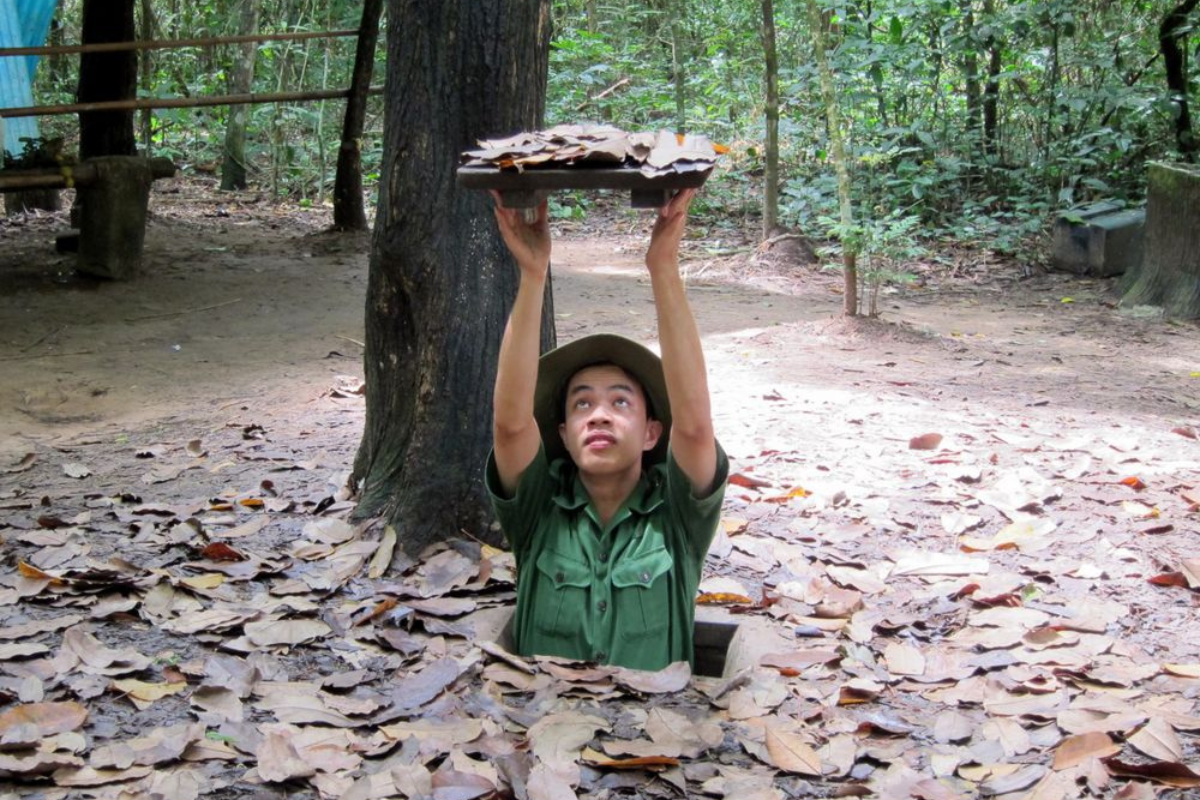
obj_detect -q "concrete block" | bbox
[76,156,153,280]
[1052,203,1145,278]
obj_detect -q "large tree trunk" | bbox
[221,0,260,190]
[352,0,554,557]
[78,0,137,159]
[1161,0,1199,160]
[332,0,383,231]
[760,0,779,238]
[1119,162,1200,318]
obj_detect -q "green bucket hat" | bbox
[533,333,672,466]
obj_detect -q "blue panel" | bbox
[1,0,57,157]
[1,0,37,156]
[17,0,57,76]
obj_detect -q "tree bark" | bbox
[961,1,981,152]
[78,0,137,159]
[806,0,858,316]
[1160,0,1199,160]
[332,0,383,231]
[760,0,779,238]
[352,0,554,557]
[221,0,260,190]
[669,6,687,134]
[982,0,1001,159]
[1119,162,1200,318]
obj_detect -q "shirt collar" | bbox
[549,459,666,516]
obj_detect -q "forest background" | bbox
[26,0,1193,278]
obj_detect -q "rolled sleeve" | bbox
[485,444,554,559]
[663,439,729,563]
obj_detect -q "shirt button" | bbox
[595,651,607,662]
[599,551,609,562]
[597,600,607,612]
[555,571,565,583]
[640,571,651,584]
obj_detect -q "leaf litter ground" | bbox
[1,182,1199,799]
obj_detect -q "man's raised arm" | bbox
[492,196,552,496]
[645,189,718,495]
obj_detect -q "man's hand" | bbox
[492,192,551,279]
[646,188,696,273]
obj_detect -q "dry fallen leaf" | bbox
[244,618,331,647]
[764,727,822,776]
[110,679,187,710]
[1127,716,1184,762]
[1052,731,1121,770]
[0,701,87,739]
[1102,757,1200,788]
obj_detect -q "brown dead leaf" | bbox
[644,707,723,758]
[1128,717,1184,762]
[257,730,316,783]
[611,661,691,694]
[368,525,397,579]
[909,433,943,450]
[838,678,883,705]
[883,642,926,676]
[110,679,187,710]
[1102,757,1200,788]
[1053,732,1121,770]
[52,765,154,786]
[730,472,772,490]
[244,617,331,647]
[581,746,679,771]
[765,727,822,776]
[0,701,87,739]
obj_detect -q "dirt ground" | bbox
[1,180,1199,799]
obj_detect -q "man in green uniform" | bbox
[486,188,728,672]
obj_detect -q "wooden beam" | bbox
[0,157,176,191]
[0,29,359,58]
[0,87,384,119]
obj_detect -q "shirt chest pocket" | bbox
[611,547,674,641]
[533,549,592,638]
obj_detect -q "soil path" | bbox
[2,191,1199,799]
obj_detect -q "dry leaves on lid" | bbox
[461,124,722,178]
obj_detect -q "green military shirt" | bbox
[486,443,729,672]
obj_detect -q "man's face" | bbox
[558,364,663,478]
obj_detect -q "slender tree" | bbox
[332,0,383,231]
[221,0,261,190]
[760,0,780,238]
[806,0,858,316]
[352,0,555,556]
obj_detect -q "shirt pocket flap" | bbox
[535,549,592,589]
[611,548,674,589]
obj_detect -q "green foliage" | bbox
[25,0,1194,250]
